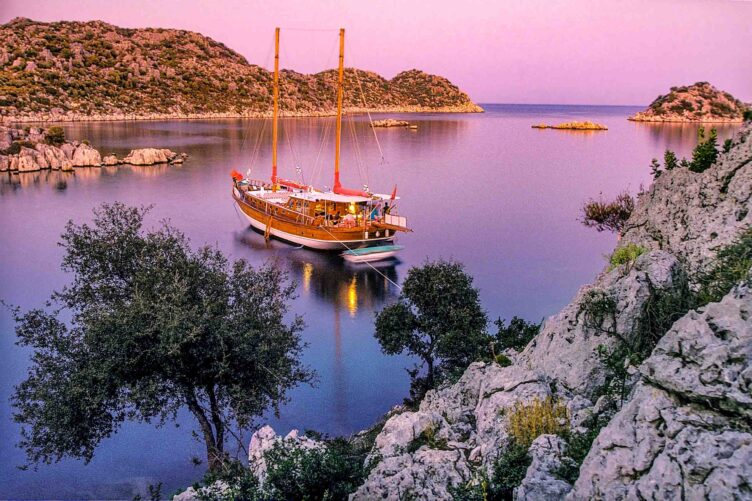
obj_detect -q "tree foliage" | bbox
[689,127,719,173]
[580,191,635,234]
[663,149,678,171]
[10,203,313,470]
[492,316,540,352]
[374,260,488,403]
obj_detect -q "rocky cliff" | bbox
[629,82,748,123]
[0,18,482,123]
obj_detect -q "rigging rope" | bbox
[352,66,386,162]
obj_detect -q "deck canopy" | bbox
[291,191,372,203]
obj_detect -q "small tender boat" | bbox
[341,244,403,263]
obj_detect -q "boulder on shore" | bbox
[102,154,119,166]
[122,148,177,165]
[71,143,102,167]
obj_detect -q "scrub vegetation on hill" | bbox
[0,17,482,120]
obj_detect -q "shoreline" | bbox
[627,116,744,123]
[1,105,485,125]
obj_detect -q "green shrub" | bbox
[608,243,646,271]
[406,424,449,453]
[744,109,752,122]
[192,460,262,501]
[723,138,733,154]
[593,343,638,404]
[45,126,66,145]
[695,228,752,305]
[2,142,21,155]
[579,289,617,337]
[491,441,531,500]
[554,414,608,484]
[650,158,662,179]
[263,437,371,501]
[495,353,512,367]
[664,150,678,171]
[689,127,719,173]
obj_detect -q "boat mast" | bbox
[272,27,280,190]
[333,28,345,190]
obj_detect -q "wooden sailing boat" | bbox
[232,28,411,250]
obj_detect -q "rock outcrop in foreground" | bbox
[0,125,187,172]
[0,18,482,123]
[570,283,752,499]
[629,82,748,123]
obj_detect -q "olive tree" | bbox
[374,260,488,403]
[11,203,313,471]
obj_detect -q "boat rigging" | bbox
[231,27,411,252]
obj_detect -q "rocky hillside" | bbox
[629,82,748,123]
[0,18,482,122]
[215,122,752,501]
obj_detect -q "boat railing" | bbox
[235,189,317,226]
[384,213,408,229]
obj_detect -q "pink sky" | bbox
[2,0,750,105]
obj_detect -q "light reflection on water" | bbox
[0,105,742,498]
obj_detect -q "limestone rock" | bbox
[0,154,9,172]
[0,128,12,150]
[71,143,102,167]
[515,435,572,501]
[353,363,552,499]
[248,425,323,485]
[621,123,752,272]
[16,146,46,172]
[517,250,686,398]
[122,148,177,165]
[60,143,75,160]
[569,284,752,500]
[172,481,229,501]
[642,286,752,418]
[35,143,72,170]
[350,449,471,500]
[102,154,119,166]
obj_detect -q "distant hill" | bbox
[629,82,747,123]
[0,18,483,122]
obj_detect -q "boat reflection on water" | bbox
[234,227,400,314]
[234,227,400,432]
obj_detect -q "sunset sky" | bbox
[2,0,750,105]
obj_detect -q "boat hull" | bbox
[236,197,395,250]
[241,211,392,250]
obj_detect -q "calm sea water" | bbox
[0,104,740,498]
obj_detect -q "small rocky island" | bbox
[532,121,607,130]
[0,125,187,173]
[629,82,748,123]
[371,119,417,128]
